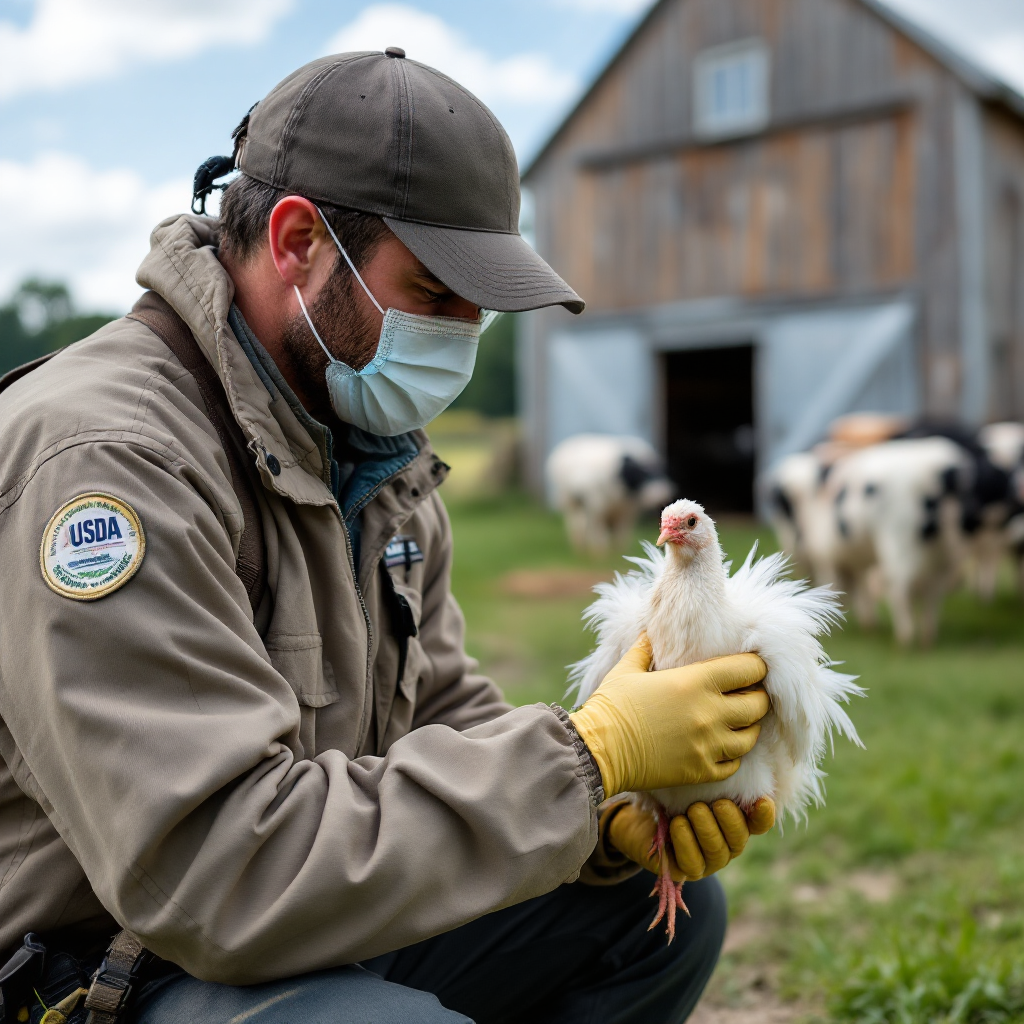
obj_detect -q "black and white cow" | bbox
[546,435,675,556]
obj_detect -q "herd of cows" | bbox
[765,417,1024,646]
[545,418,1024,646]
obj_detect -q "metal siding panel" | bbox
[546,329,655,452]
[760,302,918,464]
[955,90,989,424]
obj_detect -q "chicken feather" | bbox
[568,499,864,824]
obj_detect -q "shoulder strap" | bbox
[0,351,60,394]
[126,292,267,614]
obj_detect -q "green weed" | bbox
[827,917,1024,1024]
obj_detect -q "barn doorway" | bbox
[664,345,755,513]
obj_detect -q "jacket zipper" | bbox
[343,458,437,753]
[257,436,433,755]
[333,502,375,750]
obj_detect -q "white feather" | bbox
[567,499,864,824]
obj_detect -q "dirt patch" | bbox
[693,959,810,1024]
[722,917,769,955]
[690,1003,803,1024]
[847,869,898,903]
[496,568,611,598]
[788,870,898,906]
[792,883,823,903]
[693,917,812,1024]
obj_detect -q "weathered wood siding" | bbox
[527,0,969,402]
[567,113,916,309]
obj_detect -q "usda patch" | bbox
[40,493,145,601]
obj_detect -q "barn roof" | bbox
[522,0,1024,181]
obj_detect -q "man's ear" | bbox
[268,196,331,288]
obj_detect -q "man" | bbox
[0,51,772,1023]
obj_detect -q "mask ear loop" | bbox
[314,205,386,316]
[293,285,335,362]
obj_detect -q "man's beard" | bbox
[281,263,380,420]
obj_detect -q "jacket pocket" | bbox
[264,632,340,708]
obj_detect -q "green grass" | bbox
[445,491,1024,1024]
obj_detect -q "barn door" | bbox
[664,345,755,513]
[760,301,918,469]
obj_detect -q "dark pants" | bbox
[129,873,726,1024]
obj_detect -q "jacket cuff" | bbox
[578,798,644,887]
[549,704,605,809]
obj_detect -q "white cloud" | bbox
[0,0,293,101]
[555,0,654,13]
[0,153,191,312]
[878,0,1024,95]
[978,32,1024,95]
[326,5,578,106]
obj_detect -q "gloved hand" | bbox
[569,635,769,798]
[605,798,776,881]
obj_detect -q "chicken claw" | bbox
[647,809,689,942]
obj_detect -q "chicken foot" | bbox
[647,807,689,943]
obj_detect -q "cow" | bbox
[546,435,675,556]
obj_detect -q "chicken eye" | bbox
[686,516,697,528]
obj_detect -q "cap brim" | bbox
[384,219,585,314]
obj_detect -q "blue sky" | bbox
[1,0,1022,312]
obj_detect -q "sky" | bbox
[0,0,1023,314]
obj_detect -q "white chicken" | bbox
[569,499,863,938]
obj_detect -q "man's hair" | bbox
[218,173,391,270]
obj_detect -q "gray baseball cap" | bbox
[234,49,584,314]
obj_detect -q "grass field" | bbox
[445,492,1024,1024]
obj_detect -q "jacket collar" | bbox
[134,214,449,521]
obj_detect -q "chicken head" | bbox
[656,499,717,557]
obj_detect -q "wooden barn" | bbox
[518,0,1024,513]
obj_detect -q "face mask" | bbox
[294,208,494,436]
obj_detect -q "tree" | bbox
[0,281,117,377]
[450,312,517,417]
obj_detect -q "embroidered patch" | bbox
[384,535,424,571]
[40,493,145,601]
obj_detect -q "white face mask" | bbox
[294,208,493,436]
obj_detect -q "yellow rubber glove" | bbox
[569,635,769,798]
[606,798,776,881]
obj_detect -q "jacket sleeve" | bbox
[0,439,601,983]
[410,493,513,732]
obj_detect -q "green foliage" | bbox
[0,280,117,377]
[450,312,516,417]
[829,917,1024,1024]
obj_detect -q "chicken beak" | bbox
[657,527,672,546]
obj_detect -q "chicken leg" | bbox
[647,808,688,943]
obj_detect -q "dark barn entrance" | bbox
[664,345,755,514]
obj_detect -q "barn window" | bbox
[693,39,770,139]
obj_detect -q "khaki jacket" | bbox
[0,216,602,982]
